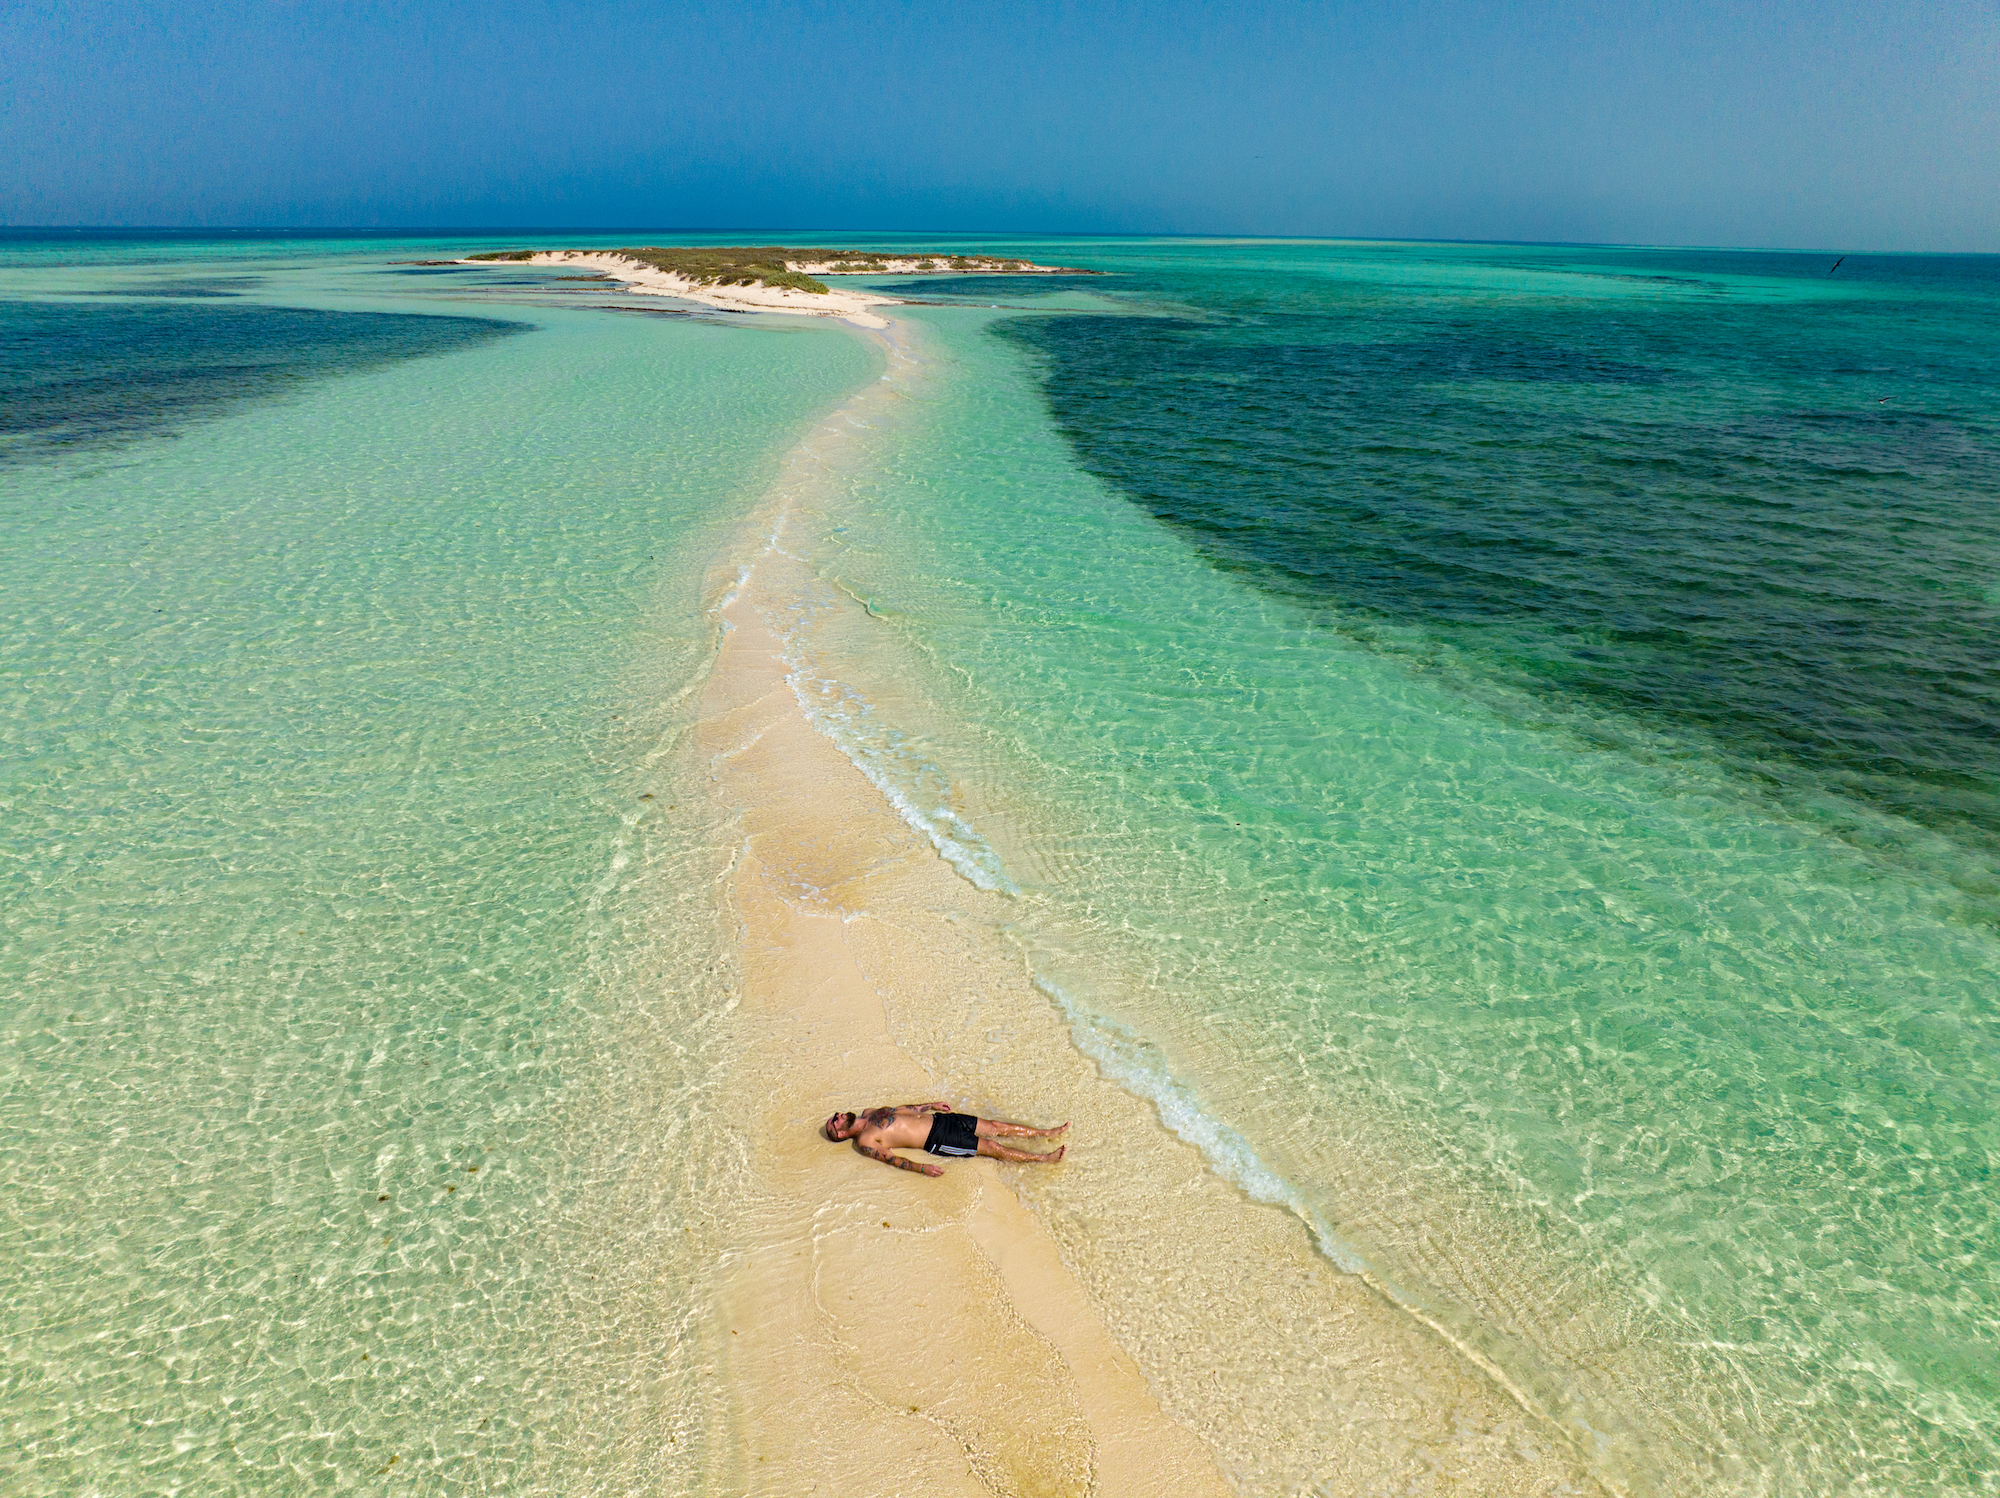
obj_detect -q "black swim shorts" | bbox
[924,1112,981,1157]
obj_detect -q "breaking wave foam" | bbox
[783,660,1020,897]
[1034,976,1366,1273]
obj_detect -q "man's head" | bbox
[822,1110,859,1142]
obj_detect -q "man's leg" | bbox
[974,1117,1069,1140]
[976,1138,1066,1164]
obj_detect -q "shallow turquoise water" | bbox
[3,232,1995,1496]
[803,242,2000,1494]
[0,235,874,1491]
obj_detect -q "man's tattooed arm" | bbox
[901,1101,951,1114]
[856,1142,944,1177]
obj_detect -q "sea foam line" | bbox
[1034,975,1368,1274]
[781,658,1021,897]
[1035,973,1625,1480]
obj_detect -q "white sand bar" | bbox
[458,250,1084,328]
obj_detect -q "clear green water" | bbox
[4,232,1996,1496]
[0,234,874,1491]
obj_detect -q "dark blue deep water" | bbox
[1,300,525,468]
[970,246,2000,900]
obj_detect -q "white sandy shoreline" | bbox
[457,249,1082,327]
[690,318,1231,1494]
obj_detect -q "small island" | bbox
[462,245,1095,325]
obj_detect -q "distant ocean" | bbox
[3,230,1995,1494]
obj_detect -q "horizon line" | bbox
[3,225,1997,257]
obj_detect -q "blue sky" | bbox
[4,0,1995,249]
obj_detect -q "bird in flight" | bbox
[1829,257,1845,275]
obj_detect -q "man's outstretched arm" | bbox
[856,1142,943,1178]
[901,1100,951,1114]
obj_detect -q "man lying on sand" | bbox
[822,1101,1068,1177]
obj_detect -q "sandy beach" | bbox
[457,250,1080,326]
[685,316,1616,1496]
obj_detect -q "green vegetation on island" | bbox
[468,246,825,290]
[466,246,1081,294]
